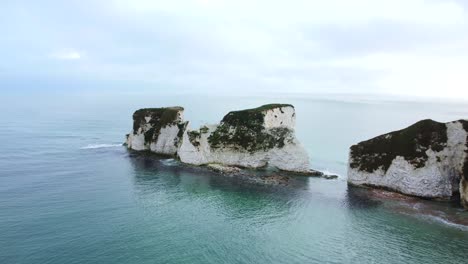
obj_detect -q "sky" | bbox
[1,0,468,98]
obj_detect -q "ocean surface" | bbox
[1,93,468,264]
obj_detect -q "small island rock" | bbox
[347,119,468,208]
[126,104,311,174]
[125,107,187,155]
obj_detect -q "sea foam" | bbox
[80,144,123,149]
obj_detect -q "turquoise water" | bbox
[1,93,468,263]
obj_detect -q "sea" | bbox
[1,92,467,263]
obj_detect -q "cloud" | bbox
[51,50,82,60]
[1,0,468,98]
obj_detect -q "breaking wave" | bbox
[80,144,123,149]
[160,158,178,166]
[319,169,344,179]
[419,214,468,231]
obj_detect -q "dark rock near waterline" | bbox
[281,169,324,177]
[206,164,242,174]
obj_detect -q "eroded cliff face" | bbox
[125,107,187,155]
[460,120,468,208]
[348,119,468,208]
[178,104,310,172]
[126,104,311,173]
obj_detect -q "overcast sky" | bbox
[1,0,468,98]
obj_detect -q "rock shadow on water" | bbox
[345,185,468,229]
[345,185,384,209]
[125,150,312,217]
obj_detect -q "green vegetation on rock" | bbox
[132,107,184,144]
[188,130,201,147]
[350,119,448,173]
[175,121,189,147]
[461,120,468,181]
[176,122,188,139]
[207,104,294,153]
[200,126,209,133]
[220,104,293,128]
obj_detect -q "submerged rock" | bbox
[206,164,242,174]
[286,169,324,177]
[348,119,468,208]
[260,174,291,185]
[127,104,311,173]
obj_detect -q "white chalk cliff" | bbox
[125,107,187,155]
[347,119,468,208]
[178,104,310,172]
[126,104,311,173]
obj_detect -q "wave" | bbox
[418,214,468,231]
[317,169,343,179]
[80,144,123,149]
[160,158,178,166]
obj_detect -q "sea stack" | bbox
[126,104,311,173]
[125,107,187,155]
[347,119,468,208]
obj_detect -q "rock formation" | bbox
[347,119,468,208]
[125,107,187,155]
[126,104,311,173]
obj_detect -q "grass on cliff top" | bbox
[132,107,183,133]
[132,106,184,144]
[350,119,448,173]
[220,104,293,127]
[208,104,294,153]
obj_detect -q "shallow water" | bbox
[1,93,467,263]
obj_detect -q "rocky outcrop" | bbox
[461,121,468,208]
[126,104,311,173]
[178,104,310,172]
[348,119,468,208]
[125,107,187,155]
[461,177,468,208]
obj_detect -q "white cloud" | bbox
[2,0,468,98]
[111,0,466,25]
[51,50,83,60]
